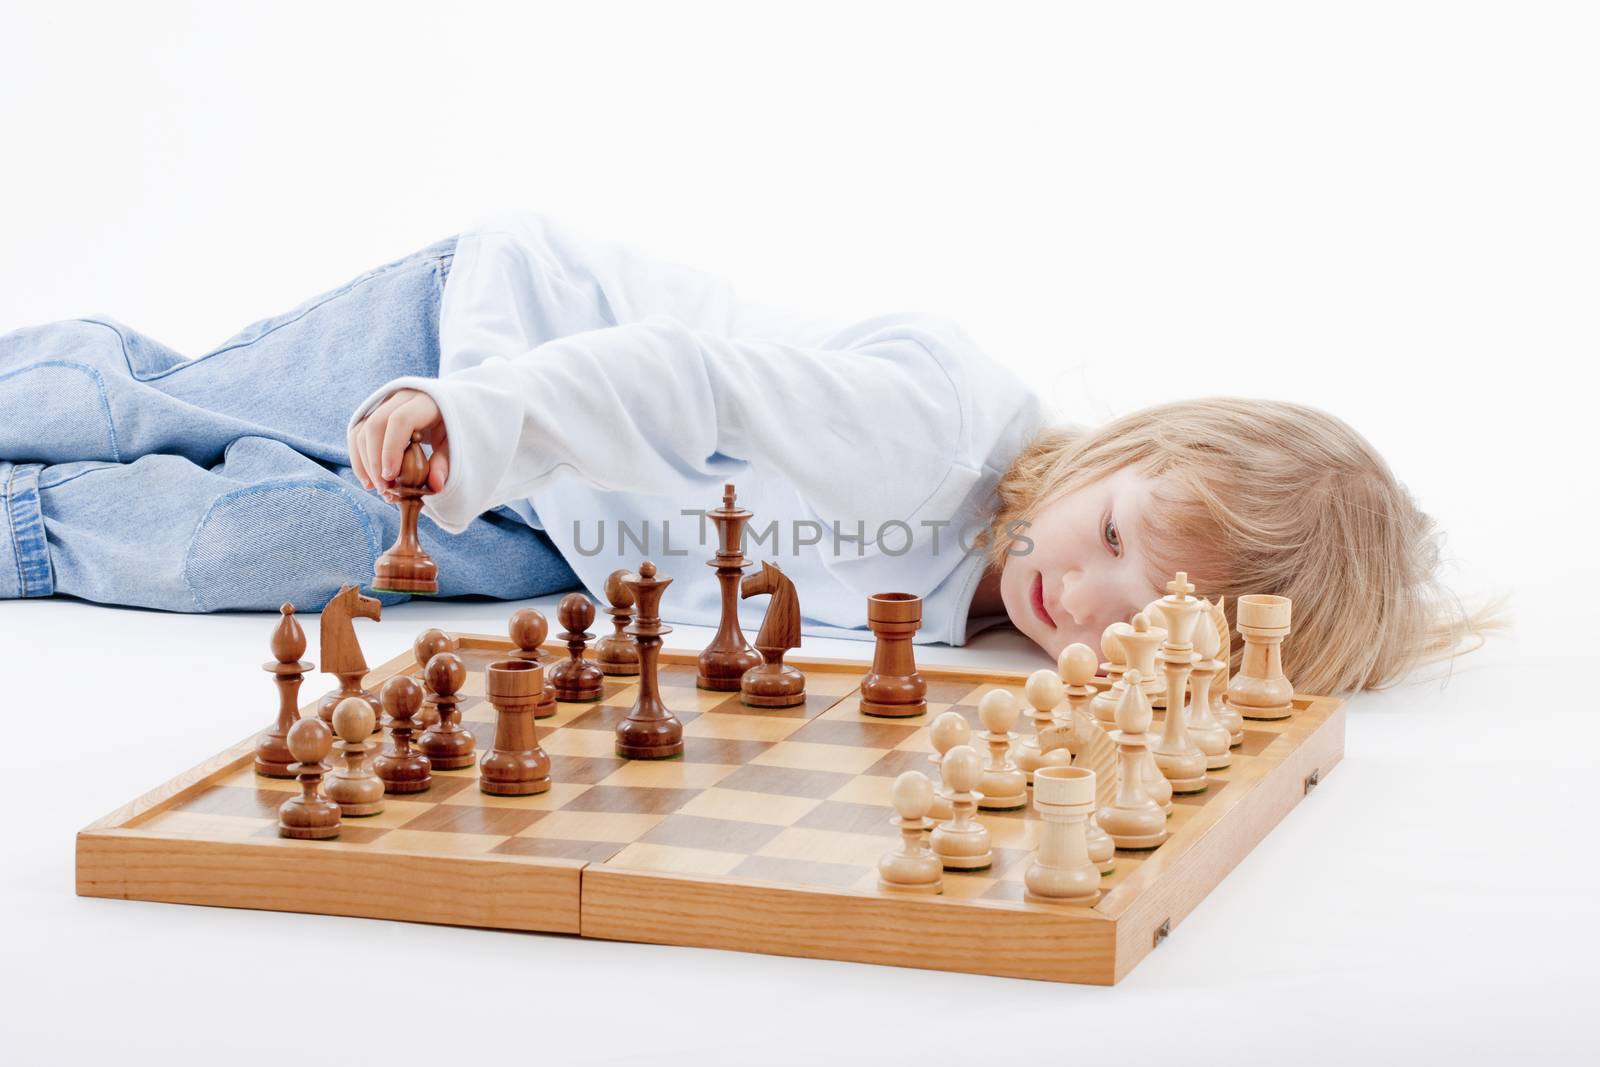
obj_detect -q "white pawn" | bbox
[1016,669,1072,786]
[1188,600,1233,770]
[930,745,992,871]
[1097,672,1168,849]
[1090,622,1132,724]
[878,771,943,894]
[1059,642,1116,875]
[1025,765,1102,906]
[976,690,1027,811]
[325,697,385,817]
[925,711,971,822]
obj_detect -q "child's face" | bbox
[1000,466,1170,661]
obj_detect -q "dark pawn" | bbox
[411,627,457,730]
[549,593,603,702]
[509,608,559,718]
[417,652,475,770]
[278,718,341,840]
[374,675,431,794]
[594,569,640,676]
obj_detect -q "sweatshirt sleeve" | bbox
[349,315,970,538]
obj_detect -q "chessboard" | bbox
[76,634,1345,985]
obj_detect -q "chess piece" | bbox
[738,561,806,708]
[370,430,439,594]
[1210,596,1245,745]
[1096,672,1168,849]
[1016,669,1071,785]
[256,604,313,778]
[417,652,475,769]
[1057,643,1115,874]
[1090,622,1132,724]
[549,593,603,702]
[325,697,384,816]
[374,675,431,794]
[316,585,382,723]
[878,771,942,894]
[697,484,762,691]
[509,608,558,719]
[616,561,684,759]
[594,569,640,677]
[976,689,1027,811]
[412,627,457,729]
[925,710,971,823]
[1149,573,1209,795]
[858,592,927,718]
[1188,600,1233,770]
[1115,612,1167,709]
[479,659,552,796]
[930,745,992,871]
[1225,594,1296,720]
[277,718,341,840]
[1025,766,1101,906]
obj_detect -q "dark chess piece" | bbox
[594,569,640,677]
[549,593,603,702]
[479,660,552,796]
[417,652,475,770]
[696,484,761,691]
[256,604,313,778]
[615,561,684,760]
[278,718,342,840]
[371,430,439,594]
[858,592,928,718]
[509,607,559,719]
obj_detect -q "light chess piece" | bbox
[1096,673,1168,850]
[1188,600,1233,770]
[976,689,1027,811]
[930,745,992,871]
[1025,766,1102,906]
[278,718,341,840]
[325,697,384,817]
[256,604,312,778]
[1054,642,1115,875]
[1016,669,1072,786]
[1090,622,1132,724]
[878,771,942,894]
[925,710,971,822]
[1116,612,1167,709]
[1150,573,1209,795]
[1209,596,1246,746]
[1225,594,1296,721]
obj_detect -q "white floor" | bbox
[1,593,1588,1066]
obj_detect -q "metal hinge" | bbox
[1152,919,1171,948]
[1304,768,1321,795]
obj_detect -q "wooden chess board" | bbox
[76,634,1345,985]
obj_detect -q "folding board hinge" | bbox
[1304,768,1321,795]
[1152,918,1171,949]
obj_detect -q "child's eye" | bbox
[1104,516,1121,556]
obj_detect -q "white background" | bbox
[1,2,1595,1064]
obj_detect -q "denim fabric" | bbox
[0,238,579,611]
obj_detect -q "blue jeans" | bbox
[0,238,578,611]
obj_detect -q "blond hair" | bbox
[989,398,1508,696]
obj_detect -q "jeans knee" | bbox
[183,479,385,612]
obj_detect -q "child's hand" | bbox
[349,388,450,501]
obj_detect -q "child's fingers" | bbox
[427,438,450,493]
[347,423,371,488]
[378,394,437,482]
[359,393,406,489]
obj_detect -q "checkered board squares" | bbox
[138,644,1298,908]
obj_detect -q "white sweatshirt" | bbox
[351,214,1047,645]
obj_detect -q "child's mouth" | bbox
[1030,572,1057,629]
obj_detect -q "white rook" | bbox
[1024,765,1102,907]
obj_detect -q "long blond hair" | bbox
[989,398,1508,696]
